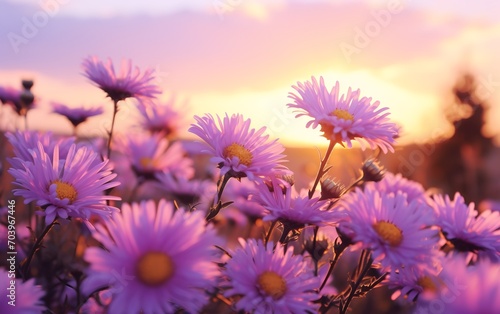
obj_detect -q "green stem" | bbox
[206,174,231,221]
[106,100,119,160]
[24,111,29,130]
[309,140,336,199]
[265,221,277,245]
[22,219,57,279]
[319,237,348,292]
[312,226,319,276]
[340,250,373,314]
[278,224,291,244]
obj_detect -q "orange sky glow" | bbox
[1,0,500,148]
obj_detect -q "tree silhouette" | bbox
[427,73,494,204]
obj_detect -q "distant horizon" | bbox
[2,0,500,146]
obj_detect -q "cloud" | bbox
[1,2,475,89]
[2,1,500,144]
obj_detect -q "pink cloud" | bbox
[1,1,485,93]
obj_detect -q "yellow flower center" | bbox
[139,157,155,169]
[53,180,77,203]
[257,271,287,300]
[223,143,253,166]
[136,252,175,286]
[417,276,438,293]
[331,109,354,121]
[373,221,403,246]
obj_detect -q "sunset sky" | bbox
[1,0,500,147]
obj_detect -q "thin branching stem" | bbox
[340,250,373,314]
[309,140,336,199]
[265,221,278,245]
[106,100,119,159]
[22,219,58,279]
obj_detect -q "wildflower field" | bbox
[1,57,499,314]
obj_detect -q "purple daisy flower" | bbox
[414,257,499,314]
[9,143,120,224]
[223,239,320,313]
[287,77,399,152]
[189,113,291,180]
[136,97,186,136]
[0,268,46,313]
[222,179,268,219]
[83,200,221,314]
[431,192,500,262]
[114,133,194,180]
[337,186,439,270]
[388,257,447,303]
[366,172,427,203]
[52,102,104,127]
[256,179,341,228]
[82,56,161,102]
[5,130,76,169]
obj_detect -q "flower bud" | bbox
[362,158,385,182]
[320,177,345,200]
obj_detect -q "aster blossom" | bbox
[189,113,291,180]
[9,143,120,224]
[288,76,399,152]
[387,257,447,303]
[52,102,104,127]
[413,257,499,314]
[257,178,341,228]
[83,200,221,314]
[6,130,76,169]
[365,172,431,207]
[222,179,268,218]
[82,56,161,102]
[0,268,46,313]
[223,238,320,314]
[114,133,194,180]
[337,185,439,270]
[137,97,186,136]
[431,192,500,262]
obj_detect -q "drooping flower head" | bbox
[337,185,439,270]
[288,77,399,152]
[257,179,341,228]
[136,97,187,136]
[82,56,161,102]
[52,102,104,127]
[431,192,500,262]
[9,143,120,224]
[83,200,221,314]
[0,268,46,314]
[114,133,194,180]
[223,239,320,313]
[189,113,291,181]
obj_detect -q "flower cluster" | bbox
[2,60,499,314]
